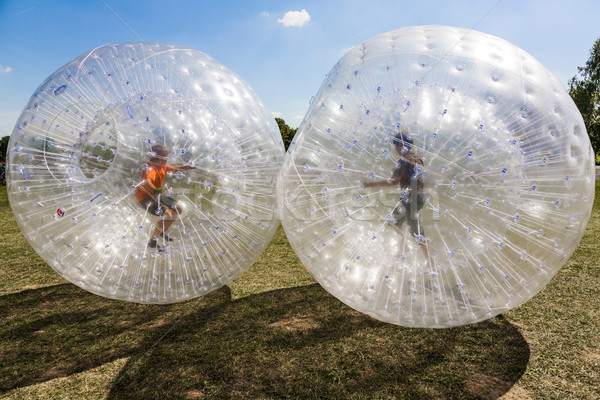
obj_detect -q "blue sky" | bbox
[0,0,599,136]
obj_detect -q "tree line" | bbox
[275,117,297,151]
[568,37,600,163]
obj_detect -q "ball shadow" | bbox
[0,282,529,399]
[0,283,233,393]
[105,284,530,399]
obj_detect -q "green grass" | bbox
[0,184,599,399]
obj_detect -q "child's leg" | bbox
[407,213,432,266]
[151,208,179,239]
[420,241,431,265]
[392,223,408,258]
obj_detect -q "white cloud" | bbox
[0,65,12,73]
[291,115,304,126]
[271,111,283,118]
[278,9,311,27]
[260,11,270,17]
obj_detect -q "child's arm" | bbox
[165,164,191,172]
[364,176,401,188]
[137,167,163,199]
[139,177,162,199]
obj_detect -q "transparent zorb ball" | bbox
[278,26,595,327]
[8,42,285,303]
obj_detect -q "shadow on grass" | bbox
[0,282,530,399]
[0,283,232,392]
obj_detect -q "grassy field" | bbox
[0,184,599,400]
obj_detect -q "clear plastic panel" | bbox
[278,26,595,327]
[8,42,285,304]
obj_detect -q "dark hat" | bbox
[150,144,169,161]
[393,129,413,150]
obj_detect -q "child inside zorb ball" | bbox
[135,144,191,250]
[363,130,430,263]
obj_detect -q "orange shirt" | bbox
[134,163,175,201]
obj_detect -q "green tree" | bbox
[275,117,297,151]
[569,38,600,163]
[0,136,9,164]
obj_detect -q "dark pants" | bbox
[138,195,178,216]
[392,192,426,237]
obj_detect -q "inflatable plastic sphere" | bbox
[278,26,595,328]
[7,42,284,303]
